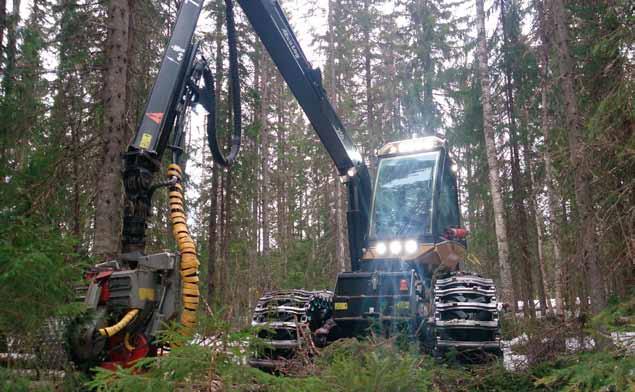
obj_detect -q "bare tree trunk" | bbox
[526,145,551,316]
[72,119,82,246]
[499,0,534,318]
[547,162,565,316]
[94,0,129,259]
[3,0,19,95]
[326,0,346,272]
[207,2,224,305]
[475,0,514,308]
[0,0,6,72]
[207,164,219,305]
[536,0,565,316]
[551,0,605,313]
[222,171,232,309]
[218,171,226,304]
[259,48,271,255]
[363,0,373,147]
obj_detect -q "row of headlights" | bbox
[375,240,419,256]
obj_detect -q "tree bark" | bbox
[259,47,271,255]
[72,119,81,244]
[326,0,347,272]
[0,0,6,73]
[93,0,129,259]
[218,170,226,303]
[499,0,534,318]
[363,0,373,146]
[475,0,514,308]
[2,0,19,96]
[551,0,605,313]
[207,0,224,305]
[207,163,219,305]
[536,0,565,316]
[525,138,551,316]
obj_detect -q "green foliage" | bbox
[86,313,264,391]
[532,352,635,392]
[81,312,635,392]
[0,368,41,392]
[318,338,431,391]
[590,295,635,333]
[431,362,536,392]
[0,216,86,334]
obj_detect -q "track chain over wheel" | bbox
[249,289,333,370]
[430,272,502,360]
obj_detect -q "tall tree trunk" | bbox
[274,78,289,276]
[0,0,6,72]
[94,0,129,259]
[546,152,565,316]
[536,0,565,316]
[72,119,82,245]
[525,137,551,316]
[259,47,271,255]
[222,171,232,310]
[218,171,226,304]
[551,0,605,313]
[327,0,346,272]
[475,0,514,308]
[422,46,434,135]
[363,0,373,147]
[3,0,19,95]
[207,164,219,305]
[207,0,224,305]
[499,0,534,318]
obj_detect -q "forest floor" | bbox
[1,296,634,391]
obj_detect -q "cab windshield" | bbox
[369,151,439,238]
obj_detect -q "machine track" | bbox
[249,289,333,369]
[430,272,502,359]
[249,273,501,369]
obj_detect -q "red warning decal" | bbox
[146,112,164,124]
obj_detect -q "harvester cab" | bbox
[363,135,465,274]
[326,136,487,347]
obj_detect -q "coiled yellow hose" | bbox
[167,163,200,335]
[98,309,140,337]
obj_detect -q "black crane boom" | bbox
[122,0,370,266]
[237,0,362,175]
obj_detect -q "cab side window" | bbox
[436,164,460,236]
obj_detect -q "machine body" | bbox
[67,0,501,371]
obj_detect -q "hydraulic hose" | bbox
[208,0,241,167]
[166,163,200,335]
[98,309,140,337]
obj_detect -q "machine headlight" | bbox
[404,239,418,255]
[375,242,387,255]
[389,240,402,255]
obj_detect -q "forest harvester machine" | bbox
[64,0,501,371]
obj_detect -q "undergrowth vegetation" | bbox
[85,333,634,392]
[82,299,635,392]
[2,296,633,391]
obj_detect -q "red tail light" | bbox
[446,227,469,239]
